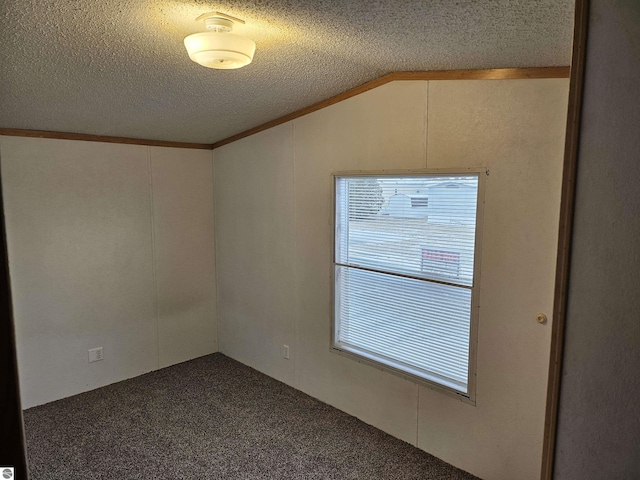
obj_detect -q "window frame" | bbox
[330,168,486,404]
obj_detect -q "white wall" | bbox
[421,79,567,478]
[149,147,217,368]
[214,123,296,387]
[0,136,217,408]
[214,79,568,480]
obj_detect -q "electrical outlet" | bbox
[88,347,103,363]
[283,345,290,360]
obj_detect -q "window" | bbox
[333,172,483,398]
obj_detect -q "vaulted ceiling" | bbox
[0,1,574,144]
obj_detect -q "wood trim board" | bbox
[0,129,213,150]
[540,1,589,479]
[0,67,569,151]
[211,67,569,148]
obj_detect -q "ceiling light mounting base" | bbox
[195,11,246,27]
[203,17,233,32]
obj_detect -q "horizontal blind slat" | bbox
[336,265,472,386]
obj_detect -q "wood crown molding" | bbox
[211,67,570,149]
[0,129,213,150]
[0,67,569,151]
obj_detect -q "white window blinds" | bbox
[334,174,481,395]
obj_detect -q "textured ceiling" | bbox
[0,0,574,144]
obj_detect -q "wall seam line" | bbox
[147,147,161,369]
[211,148,220,353]
[291,120,299,389]
[425,81,429,169]
[416,384,420,446]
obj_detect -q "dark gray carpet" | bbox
[24,354,478,479]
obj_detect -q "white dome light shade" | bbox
[184,32,256,69]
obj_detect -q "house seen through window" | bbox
[333,172,483,397]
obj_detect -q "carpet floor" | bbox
[23,354,479,479]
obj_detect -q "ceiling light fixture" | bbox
[184,12,256,70]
